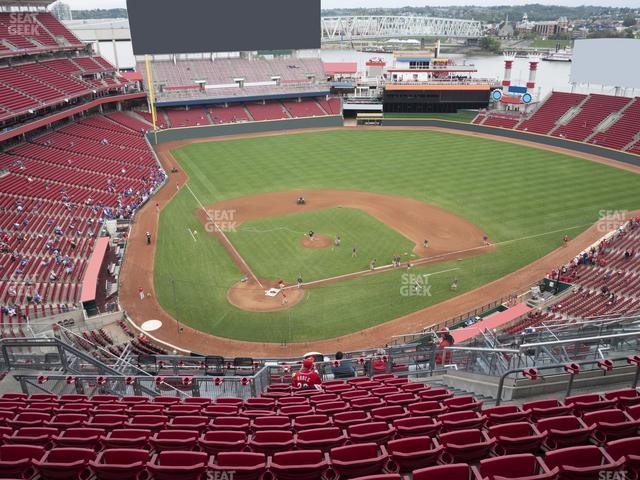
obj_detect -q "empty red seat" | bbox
[84,414,127,430]
[483,405,529,424]
[33,447,96,480]
[245,398,276,410]
[330,443,389,479]
[94,404,128,414]
[248,429,294,455]
[149,429,198,451]
[209,452,267,480]
[387,435,443,472]
[53,427,104,449]
[350,397,385,411]
[315,401,349,416]
[210,416,251,432]
[199,430,247,454]
[401,382,430,393]
[371,387,399,398]
[293,414,332,431]
[279,405,315,418]
[125,414,168,431]
[296,427,347,452]
[353,381,380,390]
[439,428,496,463]
[165,405,202,417]
[582,408,639,442]
[628,404,640,421]
[60,394,88,404]
[3,426,58,446]
[324,384,353,394]
[46,413,88,429]
[90,448,149,480]
[278,397,310,407]
[372,374,395,381]
[371,406,406,423]
[101,428,151,449]
[269,449,329,480]
[216,397,244,406]
[544,445,622,480]
[407,401,446,417]
[565,394,616,416]
[0,444,45,479]
[523,399,572,421]
[8,412,51,428]
[183,397,211,406]
[412,464,476,480]
[119,396,149,406]
[251,415,291,431]
[419,388,454,402]
[536,415,595,449]
[89,395,119,406]
[333,411,372,428]
[309,394,340,405]
[488,422,546,454]
[167,415,208,432]
[146,451,207,480]
[153,396,181,406]
[438,410,487,431]
[477,453,557,480]
[202,404,239,417]
[605,437,640,478]
[341,390,371,401]
[347,422,395,445]
[603,388,640,408]
[444,396,483,412]
[393,416,442,438]
[25,403,56,413]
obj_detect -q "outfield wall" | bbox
[147,115,343,144]
[382,119,640,168]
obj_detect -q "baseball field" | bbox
[148,129,640,344]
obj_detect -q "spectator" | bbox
[332,351,355,379]
[435,327,455,365]
[372,348,388,374]
[292,357,322,390]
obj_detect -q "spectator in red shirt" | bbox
[292,357,322,390]
[435,327,455,365]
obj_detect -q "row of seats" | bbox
[0,12,83,57]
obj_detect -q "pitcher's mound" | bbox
[300,234,332,249]
[227,279,304,312]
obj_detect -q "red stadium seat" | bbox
[8,412,51,428]
[419,388,454,402]
[347,421,395,445]
[209,452,267,480]
[543,445,622,480]
[582,408,639,442]
[100,428,151,449]
[202,404,239,418]
[146,451,207,480]
[483,405,530,425]
[603,388,640,408]
[293,414,332,431]
[127,404,165,415]
[46,413,88,429]
[315,401,349,416]
[536,415,595,449]
[476,453,557,480]
[438,410,487,431]
[247,429,295,455]
[523,399,572,421]
[279,405,315,418]
[605,437,640,478]
[245,398,276,410]
[329,443,389,479]
[60,394,88,404]
[309,394,340,405]
[412,463,478,480]
[167,415,208,432]
[488,422,546,454]
[295,427,347,452]
[183,397,212,407]
[350,397,386,411]
[371,406,406,423]
[53,427,104,449]
[216,397,244,407]
[269,449,329,480]
[149,429,199,451]
[393,416,442,438]
[198,430,247,454]
[278,397,310,407]
[407,401,447,417]
[0,444,45,479]
[341,390,371,401]
[444,395,483,412]
[564,394,616,416]
[387,435,443,472]
[84,414,127,430]
[125,415,168,431]
[210,416,251,433]
[3,426,58,446]
[165,405,202,417]
[153,396,181,406]
[33,447,96,480]
[439,428,496,463]
[89,395,119,406]
[90,448,149,480]
[251,415,292,431]
[333,411,372,428]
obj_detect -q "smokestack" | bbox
[527,55,541,89]
[502,52,516,87]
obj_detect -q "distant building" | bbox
[517,13,568,37]
[50,2,72,21]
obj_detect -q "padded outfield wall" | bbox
[147,116,343,144]
[381,118,640,167]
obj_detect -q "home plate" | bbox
[265,288,281,297]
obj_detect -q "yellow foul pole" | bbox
[144,54,158,143]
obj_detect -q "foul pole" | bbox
[144,54,158,144]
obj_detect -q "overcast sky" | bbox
[63,0,640,10]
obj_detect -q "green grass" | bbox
[384,111,478,122]
[154,129,640,343]
[228,207,416,282]
[531,39,573,48]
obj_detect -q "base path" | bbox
[119,126,640,357]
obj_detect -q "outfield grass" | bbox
[383,111,478,122]
[229,207,415,282]
[154,129,640,343]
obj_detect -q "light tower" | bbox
[502,52,516,87]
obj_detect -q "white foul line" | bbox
[187,228,197,242]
